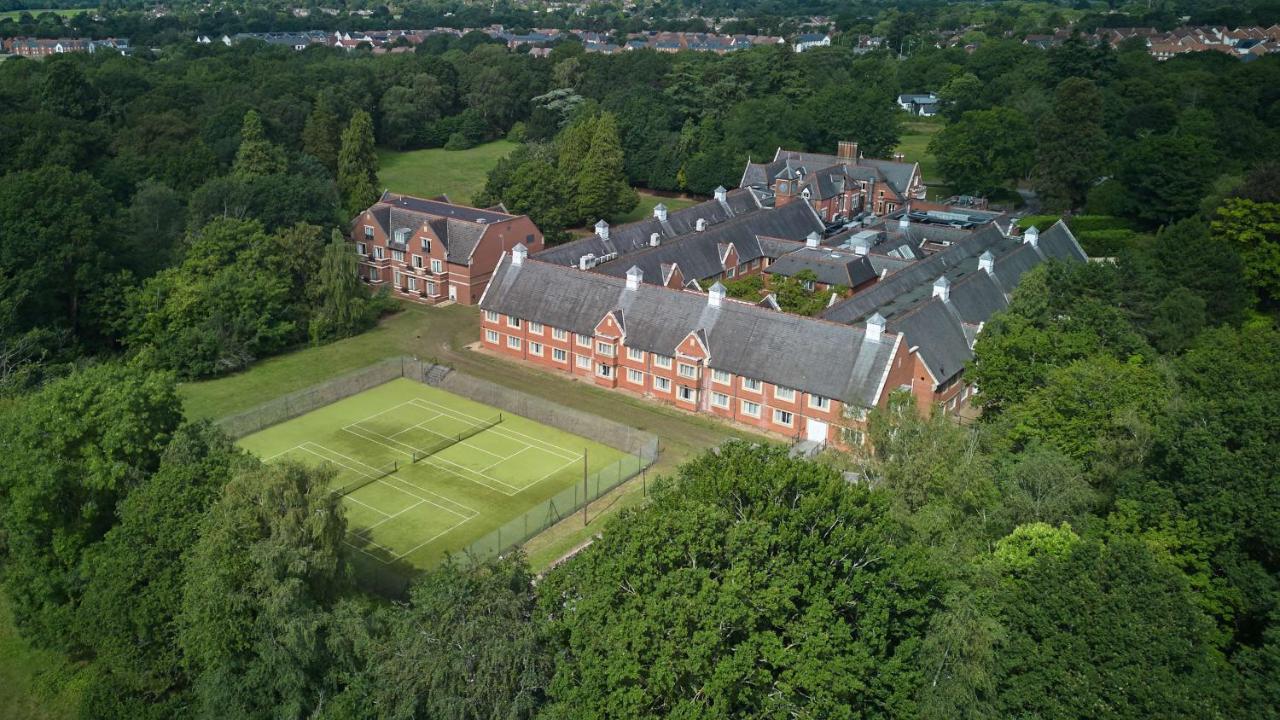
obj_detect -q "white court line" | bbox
[263,443,304,462]
[377,474,481,517]
[480,446,528,473]
[407,398,580,460]
[388,412,442,438]
[342,492,393,519]
[342,424,422,457]
[343,422,523,495]
[303,441,475,520]
[390,513,475,562]
[299,442,385,477]
[351,499,427,535]
[529,455,587,492]
[346,400,420,427]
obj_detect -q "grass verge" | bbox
[376,140,516,206]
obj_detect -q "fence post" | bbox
[582,448,588,526]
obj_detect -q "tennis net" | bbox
[411,412,503,464]
[332,459,399,497]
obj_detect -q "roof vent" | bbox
[714,186,727,202]
[1024,225,1039,247]
[649,232,661,247]
[866,312,886,343]
[594,219,610,241]
[979,250,995,275]
[695,218,707,232]
[806,231,820,248]
[511,243,527,266]
[626,265,643,290]
[653,203,668,222]
[708,281,725,307]
[933,275,951,302]
[898,212,910,230]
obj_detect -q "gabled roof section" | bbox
[481,256,898,407]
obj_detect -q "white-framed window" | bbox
[653,376,671,392]
[507,316,522,329]
[356,242,367,255]
[774,386,796,402]
[653,354,673,369]
[741,400,761,418]
[742,378,761,392]
[809,395,831,411]
[507,336,521,350]
[726,266,736,278]
[553,348,568,362]
[407,276,417,292]
[529,342,543,356]
[484,310,499,323]
[413,254,423,268]
[431,259,443,273]
[576,354,592,369]
[529,322,543,335]
[773,409,794,427]
[801,280,815,291]
[364,225,374,239]
[392,249,405,262]
[848,429,865,446]
[394,271,403,286]
[576,333,591,347]
[374,246,385,260]
[421,238,431,252]
[485,329,499,343]
[427,281,437,295]
[627,347,644,362]
[370,268,381,282]
[627,368,644,384]
[553,328,568,341]
[678,385,696,402]
[712,369,731,385]
[596,341,614,357]
[711,391,730,408]
[678,363,697,379]
[597,363,613,378]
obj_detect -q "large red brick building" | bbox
[349,192,543,305]
[739,142,927,222]
[479,220,1087,446]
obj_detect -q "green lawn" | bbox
[376,140,515,206]
[610,190,701,225]
[896,117,944,184]
[239,378,625,572]
[0,595,86,720]
[0,8,88,20]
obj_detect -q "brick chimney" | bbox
[837,141,859,161]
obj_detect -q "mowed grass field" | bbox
[0,8,88,20]
[895,117,956,200]
[238,378,626,570]
[377,140,515,205]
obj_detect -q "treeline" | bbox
[921,37,1280,224]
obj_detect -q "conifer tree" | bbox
[310,230,377,343]
[337,110,379,216]
[301,94,341,173]
[232,110,286,178]
[573,112,636,224]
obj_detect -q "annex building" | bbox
[350,192,543,305]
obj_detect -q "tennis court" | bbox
[238,378,627,569]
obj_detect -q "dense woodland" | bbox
[1,14,1279,720]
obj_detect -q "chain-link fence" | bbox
[459,436,659,563]
[216,357,429,439]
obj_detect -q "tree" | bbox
[179,460,350,719]
[123,180,186,278]
[929,107,1033,196]
[76,422,250,718]
[801,85,901,158]
[310,230,383,343]
[301,94,341,172]
[575,112,637,224]
[232,110,286,178]
[1033,78,1107,210]
[379,74,446,150]
[366,557,551,719]
[1117,131,1216,225]
[537,442,943,718]
[936,72,984,122]
[338,110,379,217]
[1211,198,1280,305]
[0,361,181,649]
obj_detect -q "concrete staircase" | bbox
[424,364,452,386]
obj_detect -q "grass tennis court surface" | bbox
[238,378,626,569]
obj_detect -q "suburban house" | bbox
[896,93,940,116]
[478,219,1087,446]
[793,33,832,52]
[739,143,927,222]
[349,192,543,305]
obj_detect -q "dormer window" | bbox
[394,228,409,244]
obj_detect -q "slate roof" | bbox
[364,192,524,263]
[822,220,1087,385]
[590,200,824,282]
[739,148,921,198]
[533,188,766,267]
[481,256,899,407]
[765,246,879,288]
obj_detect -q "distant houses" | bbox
[896,93,940,117]
[792,33,831,52]
[2,36,129,57]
